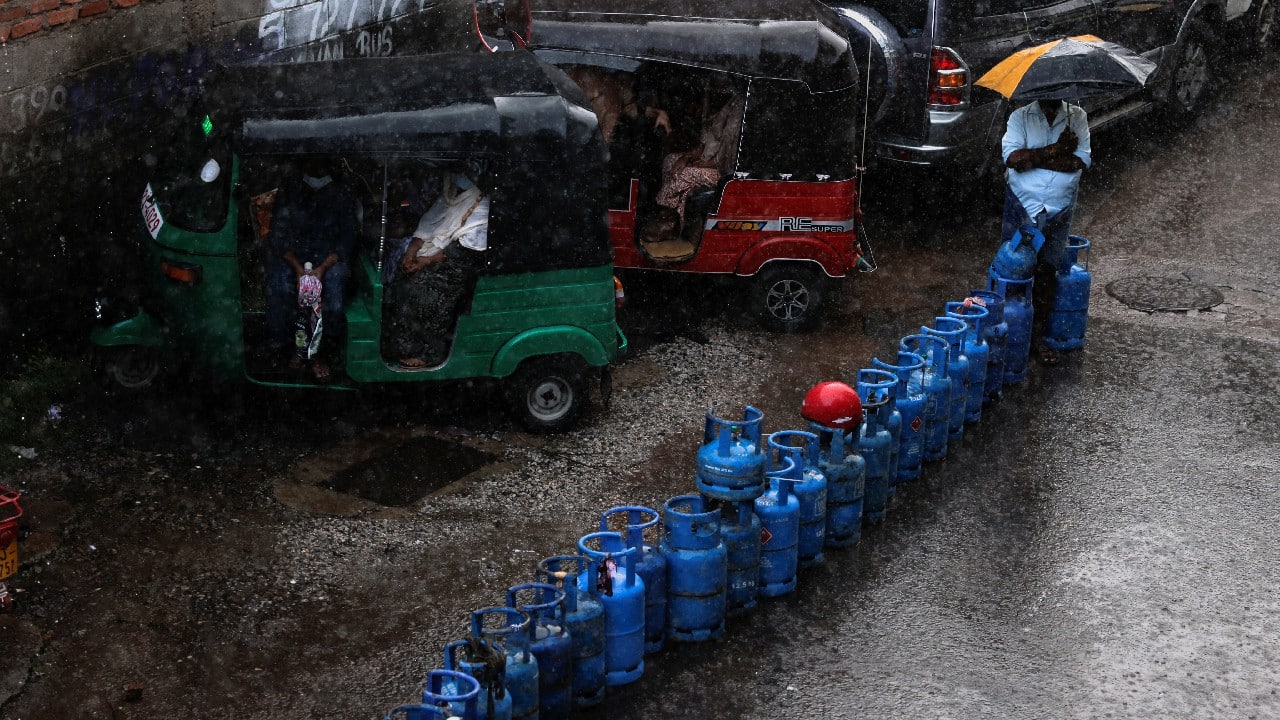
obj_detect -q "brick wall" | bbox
[1,0,145,43]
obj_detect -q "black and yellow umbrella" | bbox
[976,35,1157,101]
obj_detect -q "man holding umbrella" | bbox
[1001,98,1091,366]
[979,34,1156,365]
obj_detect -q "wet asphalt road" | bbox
[580,63,1280,719]
[3,57,1278,720]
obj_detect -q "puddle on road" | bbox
[320,436,496,507]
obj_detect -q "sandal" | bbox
[1035,347,1060,366]
[312,360,333,381]
[398,357,428,369]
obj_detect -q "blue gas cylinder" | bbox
[856,376,894,522]
[389,696,467,720]
[418,668,481,720]
[755,455,801,597]
[809,421,865,549]
[1043,235,1092,351]
[766,431,828,568]
[599,506,666,655]
[576,532,644,687]
[923,317,969,443]
[945,300,990,424]
[715,498,761,616]
[696,406,767,502]
[660,494,728,641]
[990,225,1045,280]
[872,351,925,485]
[471,608,539,720]
[988,274,1034,384]
[506,584,572,720]
[900,334,952,463]
[444,639,513,720]
[857,368,900,496]
[535,555,606,709]
[967,289,1008,403]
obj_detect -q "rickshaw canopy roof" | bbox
[529,0,858,93]
[203,52,612,275]
[205,52,594,159]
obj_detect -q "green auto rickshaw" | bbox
[91,51,626,432]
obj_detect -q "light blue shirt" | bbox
[1002,100,1091,218]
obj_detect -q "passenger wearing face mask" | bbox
[386,169,490,369]
[265,157,361,381]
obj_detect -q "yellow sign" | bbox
[0,539,17,580]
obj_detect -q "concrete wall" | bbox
[1,0,475,183]
[0,0,478,349]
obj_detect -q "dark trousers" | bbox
[266,260,349,358]
[1001,187,1074,344]
[387,260,468,362]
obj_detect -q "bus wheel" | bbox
[102,346,162,392]
[507,355,587,433]
[753,263,827,333]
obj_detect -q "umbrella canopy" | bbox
[976,35,1157,101]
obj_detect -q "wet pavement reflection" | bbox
[3,54,1279,720]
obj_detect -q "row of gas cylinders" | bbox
[381,234,1094,720]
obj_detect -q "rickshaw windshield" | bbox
[150,113,232,233]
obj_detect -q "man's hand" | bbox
[1006,148,1037,172]
[314,252,339,280]
[1052,128,1078,157]
[1007,134,1083,173]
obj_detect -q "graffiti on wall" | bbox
[258,0,427,60]
[0,45,222,180]
[0,0,453,180]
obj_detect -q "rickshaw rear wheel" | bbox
[101,346,163,391]
[753,262,828,333]
[507,355,588,433]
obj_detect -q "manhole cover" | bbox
[322,437,495,506]
[1105,276,1224,313]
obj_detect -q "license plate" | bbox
[0,539,16,580]
[142,184,165,239]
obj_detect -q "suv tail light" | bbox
[928,47,967,106]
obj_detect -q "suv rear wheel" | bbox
[1166,20,1213,116]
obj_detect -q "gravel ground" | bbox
[1,319,798,719]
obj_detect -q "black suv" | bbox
[825,0,1247,183]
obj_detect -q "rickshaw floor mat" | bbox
[641,238,696,262]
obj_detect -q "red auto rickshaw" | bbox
[531,0,875,332]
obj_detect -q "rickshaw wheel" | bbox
[753,263,827,333]
[507,355,587,433]
[102,346,163,391]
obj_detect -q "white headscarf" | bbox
[412,173,489,257]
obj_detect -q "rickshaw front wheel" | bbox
[101,346,163,391]
[507,355,588,433]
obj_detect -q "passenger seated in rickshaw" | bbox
[653,79,745,237]
[566,65,670,209]
[265,158,361,381]
[386,168,490,369]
